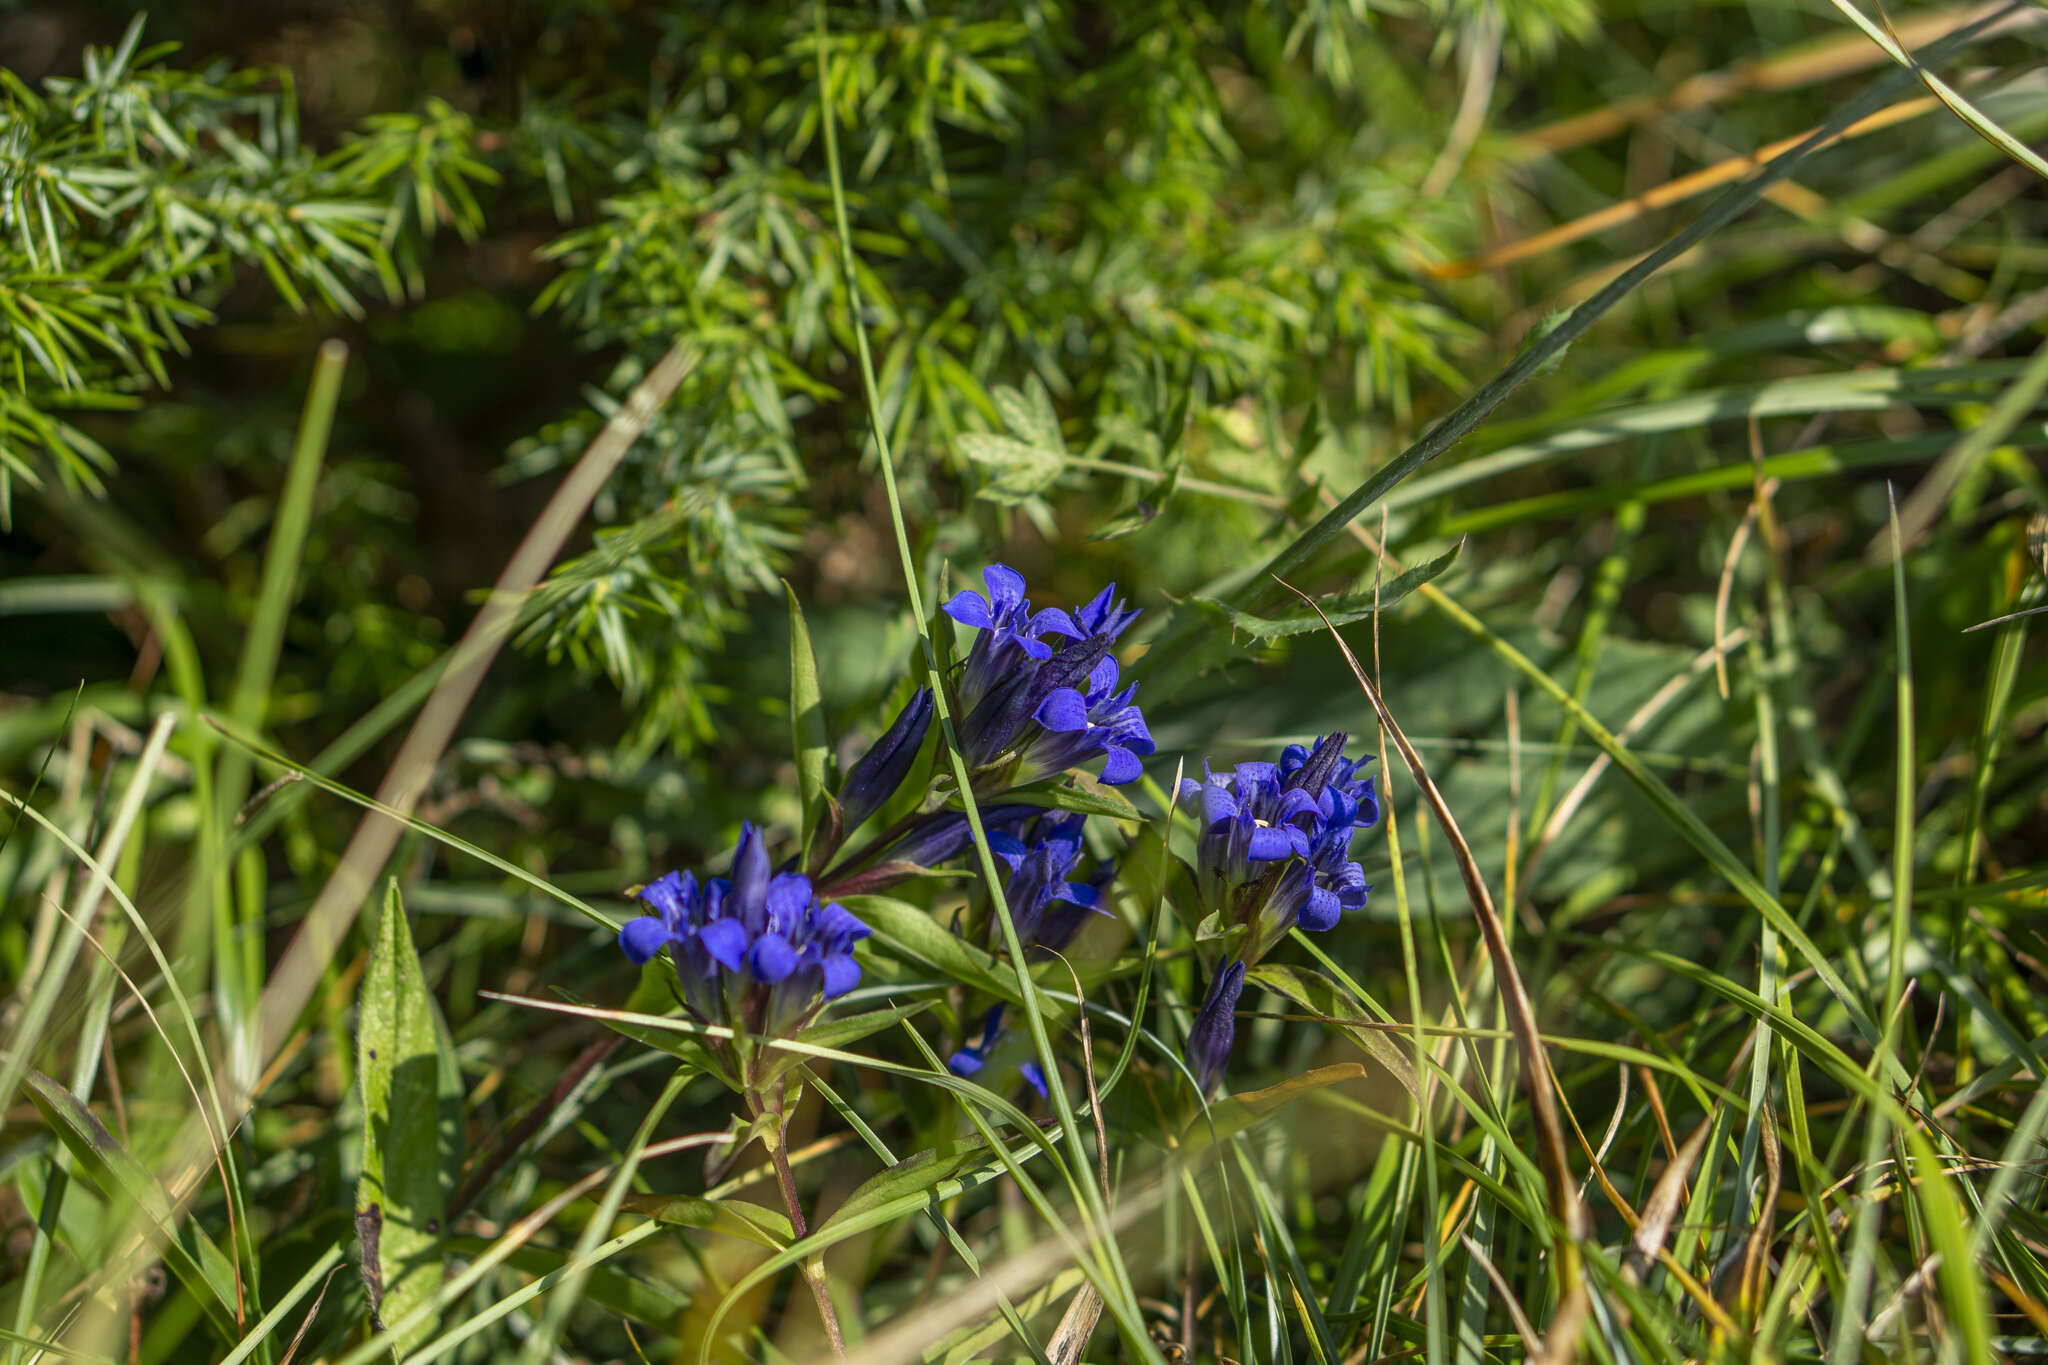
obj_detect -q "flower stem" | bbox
[758,1087,846,1356]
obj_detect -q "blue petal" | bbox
[638,871,689,920]
[1079,584,1117,631]
[1029,607,1083,639]
[697,917,750,971]
[943,589,994,629]
[765,873,815,930]
[1246,826,1295,861]
[1086,655,1120,697]
[984,564,1027,612]
[619,917,670,964]
[1276,789,1320,823]
[1234,761,1279,790]
[820,953,861,999]
[729,823,772,930]
[812,901,871,942]
[1199,783,1240,827]
[1357,777,1381,828]
[1099,746,1144,785]
[1020,1061,1049,1098]
[1035,688,1090,732]
[947,1047,987,1077]
[1111,707,1155,755]
[1187,960,1246,1094]
[977,1005,1007,1048]
[749,932,799,983]
[1298,886,1342,933]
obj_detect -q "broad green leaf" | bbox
[1201,543,1461,640]
[1248,964,1419,1103]
[958,433,1065,503]
[1185,1062,1375,1153]
[785,581,831,849]
[441,1237,687,1322]
[356,881,462,1358]
[23,1069,241,1342]
[992,377,1064,454]
[1089,464,1181,543]
[975,777,1144,822]
[763,1000,934,1082]
[840,894,1019,1001]
[819,1140,996,1236]
[618,1193,795,1249]
[577,968,735,1089]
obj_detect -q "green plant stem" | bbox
[758,1084,847,1356]
[810,2,1152,1355]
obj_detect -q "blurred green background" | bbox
[5,1,2048,1358]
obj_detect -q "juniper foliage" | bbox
[4,1,1537,752]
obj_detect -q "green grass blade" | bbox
[355,880,463,1359]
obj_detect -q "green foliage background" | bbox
[3,0,2048,1361]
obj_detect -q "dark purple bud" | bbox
[958,668,1035,765]
[729,823,772,934]
[1187,960,1246,1096]
[837,688,933,831]
[870,806,1039,873]
[1283,732,1350,799]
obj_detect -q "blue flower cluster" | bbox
[835,686,934,834]
[610,562,1384,1111]
[944,809,1116,1095]
[619,823,871,1037]
[1182,733,1378,1094]
[944,565,1153,786]
[948,1006,1048,1099]
[985,811,1114,955]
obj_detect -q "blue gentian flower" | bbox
[619,823,872,1033]
[943,564,1081,705]
[1019,655,1156,787]
[985,811,1113,953]
[837,686,934,832]
[819,804,1041,898]
[1180,733,1375,959]
[941,813,1117,1099]
[946,1005,1050,1098]
[943,565,1148,784]
[1187,960,1246,1097]
[1173,734,1377,1093]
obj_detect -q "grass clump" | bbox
[3,2,2048,1362]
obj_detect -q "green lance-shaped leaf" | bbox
[23,1069,242,1342]
[786,581,833,852]
[817,1137,1000,1237]
[356,880,463,1358]
[1247,963,1419,1104]
[1089,462,1181,543]
[761,999,933,1083]
[1200,542,1463,641]
[963,776,1143,822]
[838,894,1020,1002]
[617,1194,794,1250]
